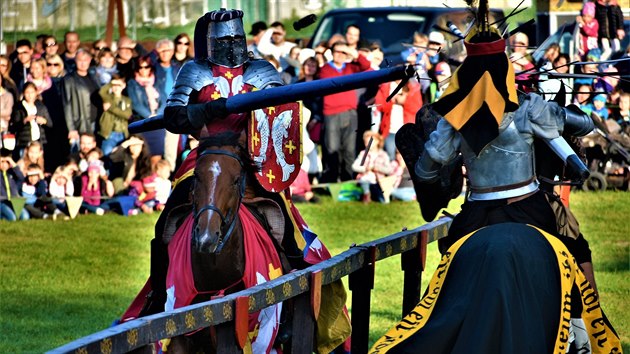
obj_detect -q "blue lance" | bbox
[129,64,415,134]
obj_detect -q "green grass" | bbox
[0,191,628,353]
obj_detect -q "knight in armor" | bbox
[397,24,598,285]
[372,4,621,351]
[136,9,350,352]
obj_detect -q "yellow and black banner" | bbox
[369,224,621,354]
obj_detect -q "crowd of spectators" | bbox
[1,2,629,220]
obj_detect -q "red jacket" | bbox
[319,54,372,115]
[375,80,423,137]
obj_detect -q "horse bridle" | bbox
[192,148,247,253]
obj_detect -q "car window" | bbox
[311,11,428,53]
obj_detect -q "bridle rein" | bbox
[192,148,247,253]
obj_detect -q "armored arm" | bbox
[164,61,228,134]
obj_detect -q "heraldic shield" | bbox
[249,102,303,192]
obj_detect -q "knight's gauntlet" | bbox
[415,151,440,183]
[187,98,228,129]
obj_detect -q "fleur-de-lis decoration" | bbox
[127,329,138,346]
[375,248,381,260]
[299,276,308,290]
[185,312,196,329]
[331,266,339,280]
[386,244,393,257]
[223,303,232,319]
[76,347,88,354]
[412,236,418,248]
[165,319,177,336]
[266,289,275,304]
[100,338,112,354]
[203,306,213,323]
[358,253,365,265]
[345,259,351,273]
[283,282,292,297]
[401,238,408,251]
[249,296,256,311]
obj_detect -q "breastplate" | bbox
[462,114,538,200]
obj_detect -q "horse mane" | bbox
[197,132,260,174]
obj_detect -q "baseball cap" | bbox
[435,62,451,76]
[428,31,445,45]
[249,21,267,35]
[593,94,607,103]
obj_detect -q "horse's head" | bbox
[191,132,251,254]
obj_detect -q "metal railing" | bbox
[48,216,452,354]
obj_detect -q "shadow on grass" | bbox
[0,290,132,353]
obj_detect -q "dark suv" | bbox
[308,7,505,66]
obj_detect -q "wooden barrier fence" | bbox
[48,217,452,354]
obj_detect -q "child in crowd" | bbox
[16,141,44,177]
[611,91,629,125]
[99,74,132,155]
[576,2,599,59]
[352,131,393,203]
[21,163,63,220]
[74,162,115,215]
[128,174,161,214]
[9,82,52,161]
[48,165,75,214]
[590,94,610,119]
[390,152,416,202]
[153,159,172,208]
[94,48,118,86]
[428,61,452,103]
[0,152,23,221]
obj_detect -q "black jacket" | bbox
[595,2,624,40]
[9,100,52,147]
[61,72,101,134]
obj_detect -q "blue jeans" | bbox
[0,201,17,221]
[101,132,126,155]
[384,133,397,161]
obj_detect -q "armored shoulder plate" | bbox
[243,59,284,89]
[167,60,215,107]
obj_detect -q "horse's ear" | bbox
[239,129,247,146]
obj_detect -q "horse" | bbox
[163,130,290,353]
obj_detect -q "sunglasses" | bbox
[46,42,57,47]
[46,62,61,67]
[139,65,151,69]
[177,41,190,46]
[17,51,29,55]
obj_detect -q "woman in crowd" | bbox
[0,74,14,137]
[0,55,19,107]
[126,55,166,166]
[173,33,193,66]
[106,135,152,194]
[27,58,52,94]
[352,131,393,203]
[42,35,59,60]
[42,54,69,173]
[9,82,52,160]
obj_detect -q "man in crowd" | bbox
[248,21,268,59]
[153,38,181,172]
[61,31,81,74]
[62,50,101,149]
[257,21,296,65]
[9,39,33,91]
[319,40,371,182]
